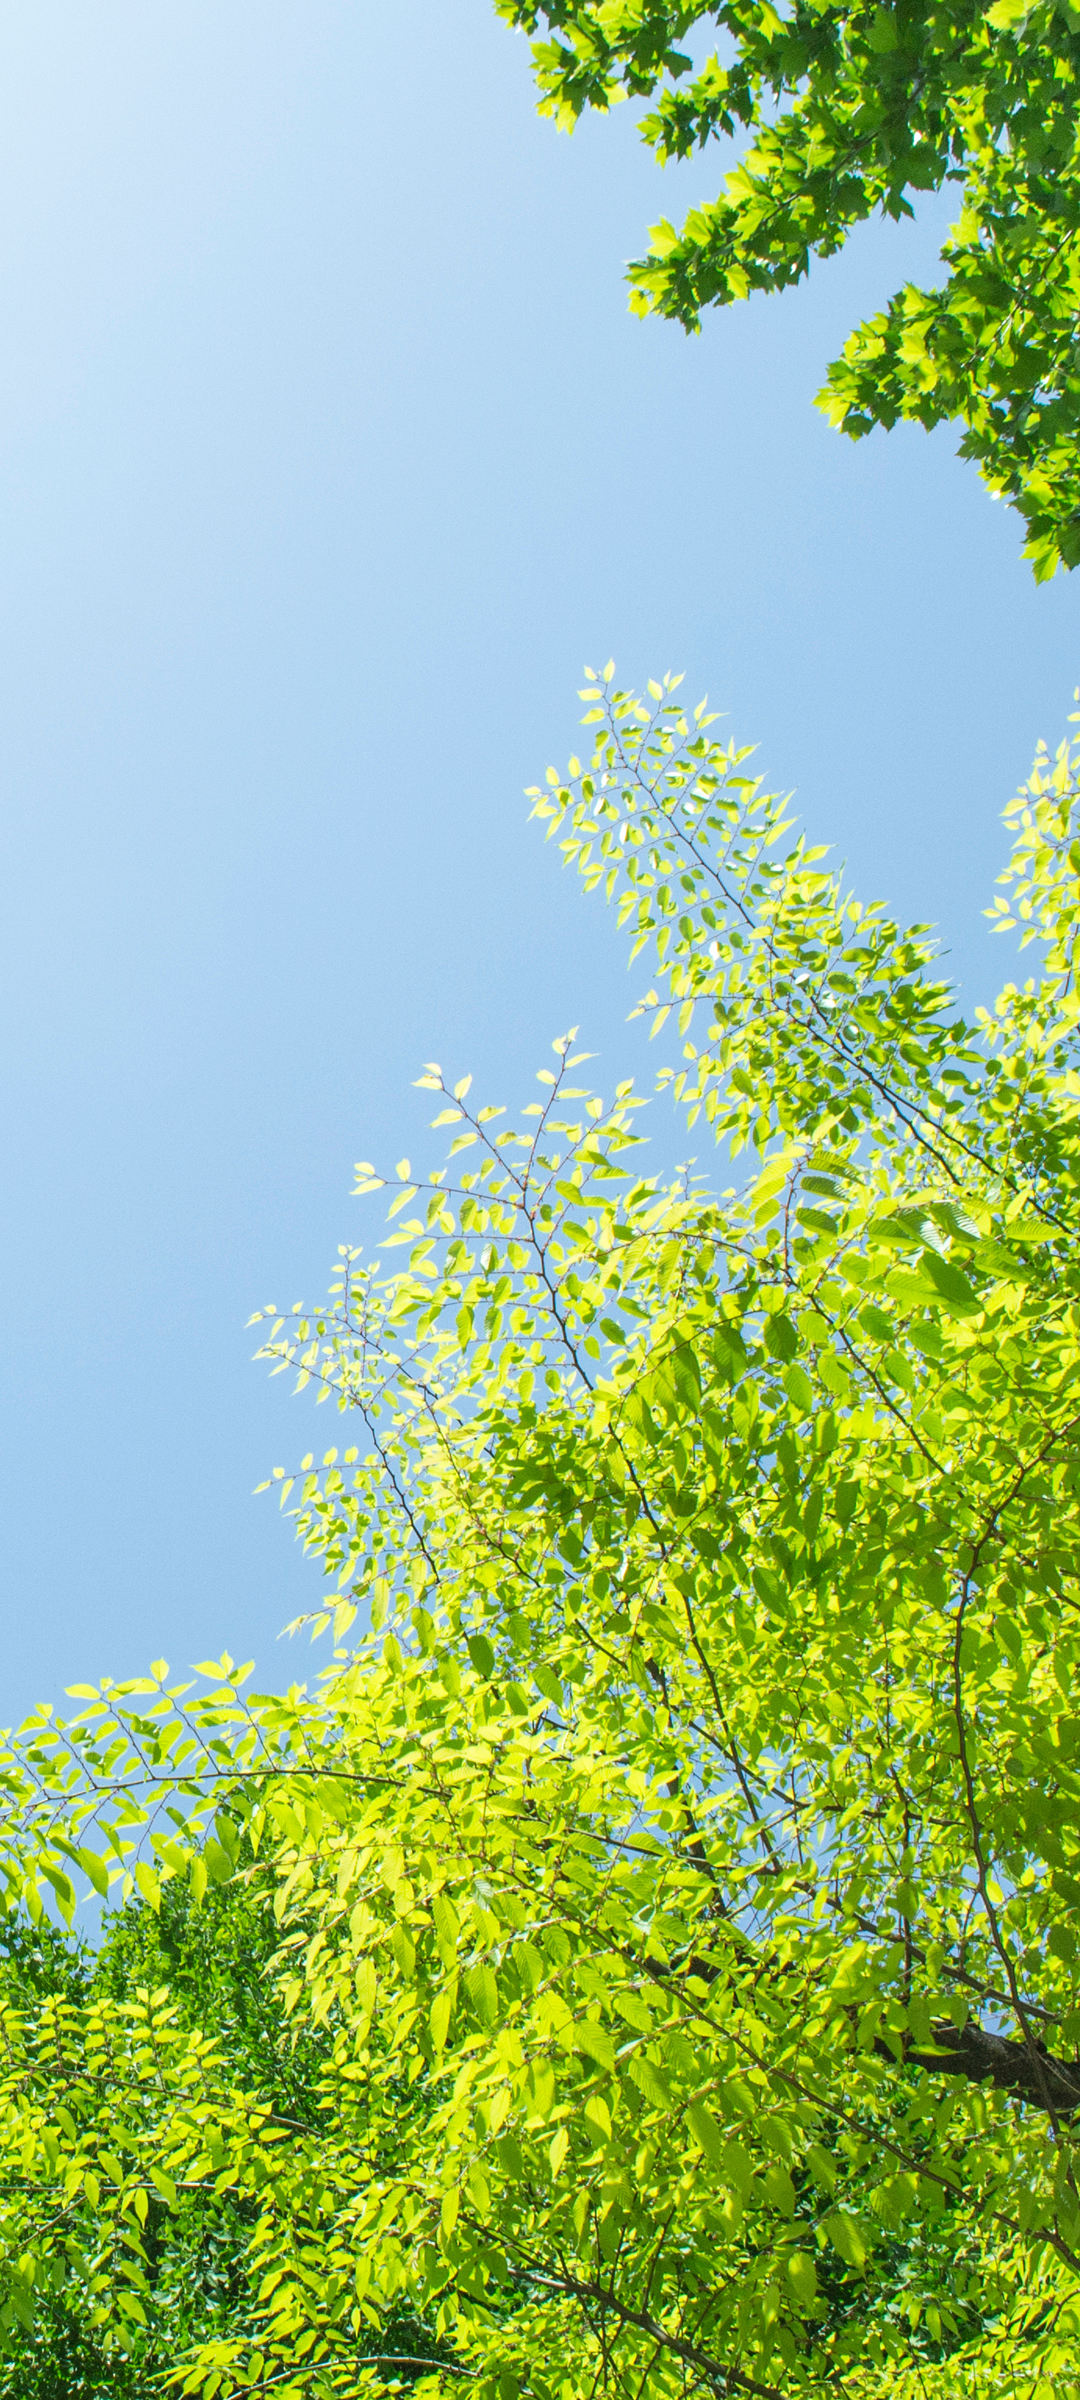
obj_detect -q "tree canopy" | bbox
[496,0,1080,580]
[0,673,1080,2395]
[0,1879,328,2394]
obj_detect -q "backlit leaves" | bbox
[0,676,1078,2393]
[496,0,1080,575]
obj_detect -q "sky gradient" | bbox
[1,0,1077,1715]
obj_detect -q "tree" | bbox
[1,669,1080,2395]
[495,1,1080,580]
[0,1875,331,2395]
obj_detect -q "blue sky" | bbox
[1,0,1076,1716]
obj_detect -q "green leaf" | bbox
[686,2101,725,2162]
[629,2056,673,2110]
[575,2020,616,2074]
[919,1250,980,1314]
[783,1362,814,1415]
[430,1983,457,2053]
[467,1634,495,1679]
[134,1860,161,1912]
[826,2212,868,2267]
[787,2250,818,2308]
[866,7,899,48]
[762,2163,796,2216]
[466,1963,499,2026]
[719,2139,754,2198]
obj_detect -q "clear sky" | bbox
[1,0,1076,1718]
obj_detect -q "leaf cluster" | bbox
[496,0,1080,576]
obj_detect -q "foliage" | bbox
[0,1877,325,2396]
[495,0,1080,579]
[0,671,1080,2393]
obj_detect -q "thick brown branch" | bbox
[879,2020,1080,2114]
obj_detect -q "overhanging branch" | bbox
[880,2021,1080,2114]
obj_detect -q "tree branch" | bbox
[878,2020,1080,2114]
